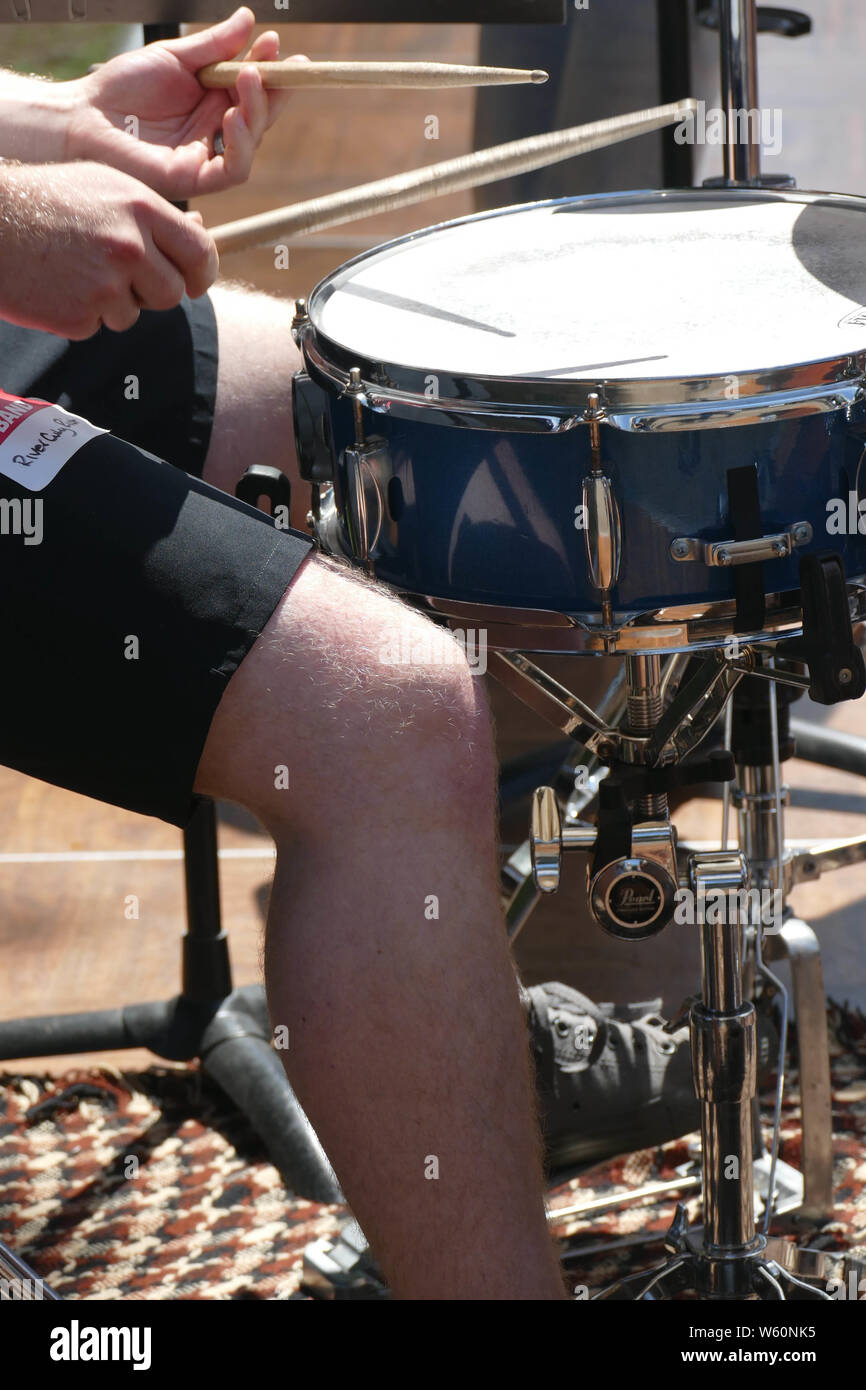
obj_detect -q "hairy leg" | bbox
[194,553,566,1299]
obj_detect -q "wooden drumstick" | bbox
[211,98,698,255]
[198,60,549,89]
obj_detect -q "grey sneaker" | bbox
[524,982,700,1170]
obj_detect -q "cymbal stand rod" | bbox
[719,0,761,183]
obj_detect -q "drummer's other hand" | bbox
[66,7,306,200]
[0,163,218,339]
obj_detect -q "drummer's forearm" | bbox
[0,70,82,163]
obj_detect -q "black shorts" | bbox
[0,297,313,827]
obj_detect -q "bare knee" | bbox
[195,556,496,840]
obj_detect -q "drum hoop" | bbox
[304,187,866,432]
[414,581,866,656]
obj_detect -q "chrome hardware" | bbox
[530,786,563,893]
[340,366,388,570]
[311,464,386,569]
[689,848,751,903]
[610,384,861,434]
[344,448,371,564]
[670,522,812,567]
[590,829,679,940]
[306,342,860,437]
[489,647,747,767]
[727,660,811,690]
[343,442,387,568]
[488,651,613,750]
[584,390,605,470]
[311,483,353,560]
[624,653,667,820]
[581,394,621,632]
[347,365,367,447]
[790,831,866,885]
[530,786,676,894]
[530,786,597,893]
[583,474,621,591]
[684,849,762,1257]
[719,0,760,186]
[529,786,678,938]
[651,652,747,765]
[731,781,790,811]
[291,298,309,344]
[417,581,866,658]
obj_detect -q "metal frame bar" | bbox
[764,918,835,1220]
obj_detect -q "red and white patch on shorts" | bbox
[0,388,107,491]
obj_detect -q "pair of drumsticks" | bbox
[196,58,697,254]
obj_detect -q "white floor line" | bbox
[0,848,276,864]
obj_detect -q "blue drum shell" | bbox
[328,397,866,617]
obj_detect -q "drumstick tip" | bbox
[531,69,549,84]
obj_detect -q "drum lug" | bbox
[670,521,812,567]
[291,297,310,344]
[581,393,622,628]
[583,474,622,590]
[335,366,387,570]
[343,441,388,569]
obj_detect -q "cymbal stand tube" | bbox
[719,0,761,184]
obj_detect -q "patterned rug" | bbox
[1,1003,865,1300]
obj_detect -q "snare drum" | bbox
[293,188,866,653]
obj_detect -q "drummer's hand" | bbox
[0,162,217,338]
[65,8,302,200]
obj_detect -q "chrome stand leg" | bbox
[731,664,833,1223]
[764,918,834,1220]
[691,855,762,1264]
[597,851,767,1299]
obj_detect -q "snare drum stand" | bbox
[596,664,833,1301]
[495,636,865,1300]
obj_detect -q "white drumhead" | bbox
[311,191,866,384]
